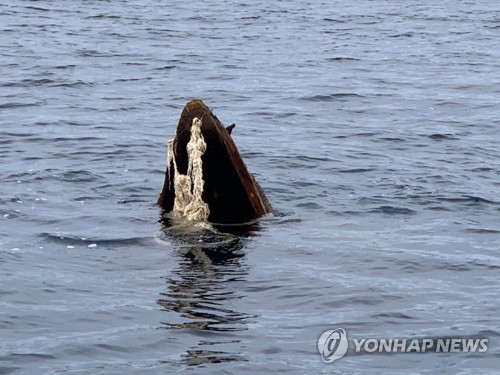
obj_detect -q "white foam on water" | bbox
[170,117,210,222]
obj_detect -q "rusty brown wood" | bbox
[158,99,272,224]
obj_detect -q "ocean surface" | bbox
[1,1,499,374]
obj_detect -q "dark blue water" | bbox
[1,1,499,373]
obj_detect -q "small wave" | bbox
[295,155,332,163]
[3,353,56,361]
[426,205,454,211]
[0,138,13,145]
[240,15,261,20]
[77,49,117,58]
[389,32,414,38]
[477,329,500,337]
[428,133,457,140]
[371,312,415,320]
[50,80,93,88]
[300,93,364,101]
[53,64,76,70]
[377,137,407,142]
[465,228,500,234]
[27,169,102,183]
[436,263,471,272]
[325,57,360,62]
[57,170,102,183]
[440,195,498,205]
[152,65,177,71]
[337,168,375,173]
[118,198,149,204]
[358,197,391,205]
[295,202,322,209]
[1,78,54,87]
[468,167,494,172]
[371,206,416,215]
[24,6,50,11]
[322,17,347,23]
[52,136,101,142]
[0,102,39,109]
[326,209,365,216]
[39,233,150,247]
[85,14,122,20]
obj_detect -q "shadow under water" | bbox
[156,214,260,366]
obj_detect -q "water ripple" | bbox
[1,1,499,373]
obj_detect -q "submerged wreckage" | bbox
[158,99,272,225]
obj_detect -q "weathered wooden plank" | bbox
[158,99,272,224]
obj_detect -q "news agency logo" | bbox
[317,328,349,363]
[318,328,489,363]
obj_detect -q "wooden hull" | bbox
[158,99,272,224]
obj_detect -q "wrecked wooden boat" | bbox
[158,99,272,225]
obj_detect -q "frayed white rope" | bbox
[170,117,210,222]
